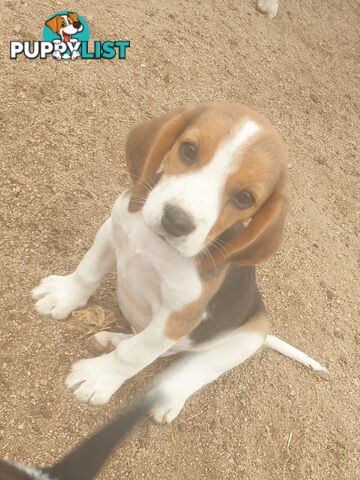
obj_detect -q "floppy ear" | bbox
[201,179,288,270]
[45,15,61,33]
[126,105,197,212]
[67,12,78,21]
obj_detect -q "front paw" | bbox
[66,353,125,405]
[32,273,92,320]
[71,50,80,60]
[90,331,133,354]
[150,388,187,424]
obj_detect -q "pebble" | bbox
[326,289,336,300]
[310,93,320,104]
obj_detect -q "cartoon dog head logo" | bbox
[45,12,83,42]
[43,11,90,60]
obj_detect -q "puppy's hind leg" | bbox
[32,218,116,320]
[151,329,265,424]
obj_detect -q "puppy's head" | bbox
[126,104,288,270]
[45,12,83,40]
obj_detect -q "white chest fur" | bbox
[110,194,202,333]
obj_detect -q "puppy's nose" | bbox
[73,21,81,29]
[161,204,195,237]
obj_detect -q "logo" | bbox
[10,11,130,61]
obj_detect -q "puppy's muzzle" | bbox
[161,204,195,237]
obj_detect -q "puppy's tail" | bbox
[46,392,158,480]
[265,335,328,372]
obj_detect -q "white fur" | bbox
[265,335,328,372]
[59,15,83,39]
[34,194,202,405]
[142,120,260,257]
[32,219,115,320]
[152,331,265,423]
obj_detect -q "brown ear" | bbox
[67,12,79,23]
[201,180,288,270]
[45,15,61,33]
[126,105,197,212]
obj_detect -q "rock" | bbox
[326,289,336,300]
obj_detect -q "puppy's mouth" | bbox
[63,32,71,42]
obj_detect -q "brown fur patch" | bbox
[45,15,62,34]
[236,311,270,337]
[164,266,228,341]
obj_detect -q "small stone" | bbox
[310,93,320,103]
[334,327,343,339]
[13,25,21,34]
[40,379,48,386]
[18,424,24,430]
[177,423,185,432]
[326,289,336,300]
[319,281,327,288]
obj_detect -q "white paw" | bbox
[65,353,125,405]
[71,50,80,60]
[90,331,133,354]
[32,273,92,320]
[257,0,278,18]
[151,393,186,424]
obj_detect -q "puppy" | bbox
[45,12,83,60]
[32,103,326,423]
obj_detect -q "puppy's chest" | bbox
[111,196,202,315]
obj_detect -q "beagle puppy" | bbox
[32,104,326,423]
[45,12,83,60]
[0,395,156,480]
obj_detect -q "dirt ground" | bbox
[1,0,359,479]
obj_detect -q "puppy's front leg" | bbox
[66,312,175,405]
[32,218,115,319]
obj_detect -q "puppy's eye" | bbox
[179,142,197,166]
[61,21,66,26]
[231,191,255,209]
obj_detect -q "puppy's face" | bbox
[141,106,287,259]
[45,12,83,41]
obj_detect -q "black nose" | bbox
[73,21,81,29]
[161,204,195,237]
